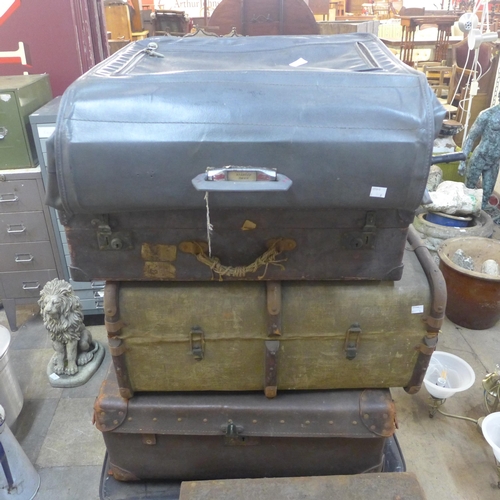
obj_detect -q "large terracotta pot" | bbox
[438,237,500,330]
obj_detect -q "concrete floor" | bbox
[1,302,500,500]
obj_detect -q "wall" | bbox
[0,0,108,96]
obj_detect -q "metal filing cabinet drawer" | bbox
[0,211,49,243]
[0,241,56,272]
[1,269,58,298]
[0,168,65,331]
[0,75,52,170]
[0,179,43,212]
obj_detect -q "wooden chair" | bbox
[422,63,458,119]
[104,2,148,44]
[330,0,345,17]
[423,64,454,99]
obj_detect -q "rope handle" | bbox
[179,238,296,280]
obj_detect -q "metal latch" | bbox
[342,211,377,250]
[190,327,205,360]
[92,216,132,251]
[223,423,259,446]
[345,323,362,360]
[267,281,282,337]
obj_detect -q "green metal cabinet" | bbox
[0,75,52,170]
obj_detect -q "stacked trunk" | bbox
[48,33,446,482]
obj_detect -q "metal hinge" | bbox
[345,323,362,360]
[190,327,205,360]
[342,211,377,250]
[92,215,132,251]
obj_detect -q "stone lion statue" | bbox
[39,279,96,376]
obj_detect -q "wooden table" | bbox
[399,15,458,66]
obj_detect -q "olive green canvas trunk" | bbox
[104,230,444,398]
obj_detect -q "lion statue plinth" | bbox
[39,279,103,385]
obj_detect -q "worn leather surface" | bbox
[95,367,396,438]
[95,367,394,481]
[48,33,445,215]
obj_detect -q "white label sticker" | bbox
[412,305,424,314]
[370,186,387,198]
[49,373,60,381]
[0,94,11,102]
[289,58,308,67]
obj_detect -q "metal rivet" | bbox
[352,420,358,425]
[203,419,208,423]
[280,420,285,423]
[100,412,105,416]
[113,420,118,425]
[305,420,310,424]
[252,420,257,423]
[228,419,233,423]
[370,425,376,431]
[153,418,157,421]
[178,418,182,422]
[128,417,133,421]
[329,421,334,425]
[118,411,124,416]
[364,413,370,419]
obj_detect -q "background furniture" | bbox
[0,74,62,332]
[208,0,319,35]
[0,168,63,331]
[0,0,108,96]
[400,13,458,66]
[0,75,52,170]
[151,10,190,36]
[104,3,149,39]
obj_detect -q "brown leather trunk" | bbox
[94,367,396,482]
[66,208,411,282]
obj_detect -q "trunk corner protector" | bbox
[94,378,129,432]
[359,390,396,437]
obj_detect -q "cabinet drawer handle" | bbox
[0,194,19,203]
[0,127,7,140]
[15,253,34,263]
[95,299,104,308]
[22,281,40,290]
[7,224,26,234]
[91,281,105,289]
